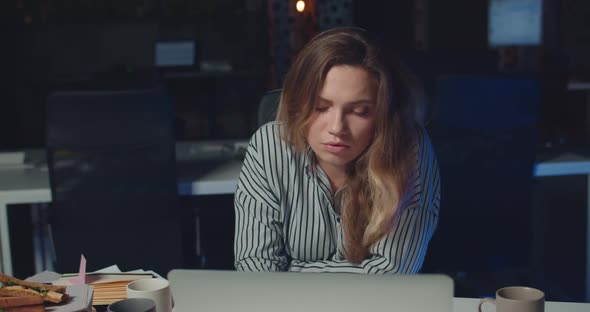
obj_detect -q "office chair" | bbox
[422,74,541,297]
[257,89,281,127]
[45,88,188,276]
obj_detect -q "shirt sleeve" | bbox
[234,125,289,272]
[288,127,440,274]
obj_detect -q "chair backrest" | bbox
[423,74,540,276]
[45,88,185,276]
[257,89,281,127]
[434,74,540,130]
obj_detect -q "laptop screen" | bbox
[168,270,454,312]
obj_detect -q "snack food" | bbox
[0,294,43,308]
[0,273,67,306]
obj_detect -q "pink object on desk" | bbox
[68,255,87,285]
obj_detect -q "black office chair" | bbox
[422,74,541,297]
[45,88,188,276]
[256,89,281,127]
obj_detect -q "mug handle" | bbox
[478,297,496,312]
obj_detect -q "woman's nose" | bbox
[327,111,346,135]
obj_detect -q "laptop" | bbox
[168,270,454,312]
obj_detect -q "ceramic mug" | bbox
[478,286,544,312]
[127,279,172,312]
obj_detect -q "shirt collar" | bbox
[303,145,316,178]
[303,145,350,196]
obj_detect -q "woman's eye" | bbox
[352,109,369,116]
[315,106,329,112]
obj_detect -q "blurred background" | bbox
[4,0,590,304]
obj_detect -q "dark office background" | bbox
[6,0,590,149]
[5,0,590,303]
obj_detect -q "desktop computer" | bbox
[488,0,543,47]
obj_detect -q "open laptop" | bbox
[168,270,454,312]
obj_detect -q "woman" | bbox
[234,27,439,273]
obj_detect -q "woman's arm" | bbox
[234,124,289,272]
[234,189,288,271]
[288,204,438,273]
[289,127,440,274]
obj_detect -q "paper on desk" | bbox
[53,264,157,286]
[91,265,164,280]
[26,271,62,284]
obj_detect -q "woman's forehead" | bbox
[318,66,377,100]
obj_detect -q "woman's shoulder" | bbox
[247,121,296,158]
[414,125,431,146]
[405,126,439,213]
[410,125,438,181]
[413,125,436,157]
[249,121,285,147]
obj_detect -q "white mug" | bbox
[478,286,545,312]
[127,279,172,312]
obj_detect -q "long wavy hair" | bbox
[276,27,417,263]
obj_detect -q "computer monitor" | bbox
[155,40,197,68]
[488,0,543,47]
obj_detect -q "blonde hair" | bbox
[276,27,417,263]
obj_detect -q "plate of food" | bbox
[0,272,85,312]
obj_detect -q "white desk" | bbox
[454,297,589,312]
[568,81,590,92]
[0,142,246,276]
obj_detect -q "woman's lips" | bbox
[323,143,349,153]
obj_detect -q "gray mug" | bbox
[478,286,545,312]
[107,298,156,312]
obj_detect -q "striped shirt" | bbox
[234,122,440,274]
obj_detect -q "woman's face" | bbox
[306,65,377,175]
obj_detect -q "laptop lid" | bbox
[168,270,454,312]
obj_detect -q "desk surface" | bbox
[0,159,245,202]
[0,140,249,200]
[534,152,590,176]
[0,167,52,205]
[568,81,590,91]
[0,166,50,193]
[454,297,589,312]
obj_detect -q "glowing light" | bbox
[296,1,305,13]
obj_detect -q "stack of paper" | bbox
[52,267,154,306]
[81,273,153,305]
